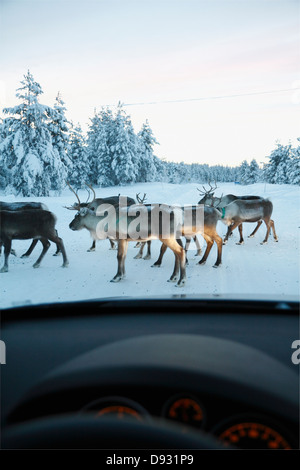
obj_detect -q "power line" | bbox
[112,87,300,107]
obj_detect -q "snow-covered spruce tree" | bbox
[48,92,72,182]
[87,108,114,187]
[263,142,292,184]
[247,159,260,183]
[0,117,11,189]
[110,105,138,185]
[287,140,300,185]
[0,71,68,196]
[67,123,89,187]
[238,160,250,184]
[136,120,158,182]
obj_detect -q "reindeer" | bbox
[65,182,136,252]
[69,203,222,287]
[217,198,278,245]
[0,210,68,272]
[0,201,61,257]
[133,193,202,266]
[197,182,267,244]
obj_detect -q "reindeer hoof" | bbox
[151,264,161,268]
[143,255,151,260]
[223,241,228,245]
[168,277,178,283]
[0,266,8,273]
[134,254,142,259]
[260,241,267,245]
[20,254,29,259]
[53,252,61,256]
[236,241,244,245]
[33,263,40,268]
[213,263,221,268]
[110,278,121,283]
[87,249,95,252]
[198,260,206,265]
[11,249,17,257]
[248,235,254,238]
[176,279,186,287]
[62,262,69,268]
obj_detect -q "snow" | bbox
[0,182,299,309]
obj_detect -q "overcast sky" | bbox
[0,0,299,166]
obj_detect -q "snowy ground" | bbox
[0,182,299,309]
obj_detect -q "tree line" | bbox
[0,71,299,196]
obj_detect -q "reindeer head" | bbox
[197,181,218,206]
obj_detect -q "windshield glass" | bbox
[0,0,299,309]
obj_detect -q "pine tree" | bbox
[263,142,292,184]
[247,159,260,183]
[49,92,72,180]
[238,160,250,184]
[0,71,67,196]
[110,105,138,185]
[137,120,158,182]
[287,140,300,185]
[68,123,89,187]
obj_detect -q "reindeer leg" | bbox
[261,219,272,244]
[270,219,278,242]
[152,243,167,267]
[111,240,128,282]
[32,238,50,268]
[194,235,202,256]
[143,240,151,260]
[213,233,223,267]
[198,235,213,265]
[248,220,262,238]
[48,233,69,267]
[236,224,244,245]
[134,241,145,259]
[109,239,117,250]
[87,240,96,252]
[53,230,62,256]
[0,238,11,273]
[21,239,39,258]
[163,238,186,286]
[223,222,239,245]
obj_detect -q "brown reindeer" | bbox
[0,210,68,272]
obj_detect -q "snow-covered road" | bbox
[1,182,299,309]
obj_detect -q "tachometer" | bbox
[163,394,205,429]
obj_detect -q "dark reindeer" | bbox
[197,182,267,244]
[0,210,68,272]
[217,198,278,245]
[69,203,222,287]
[0,201,61,257]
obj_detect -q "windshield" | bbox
[0,0,299,309]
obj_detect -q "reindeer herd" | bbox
[0,182,278,287]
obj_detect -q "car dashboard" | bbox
[1,296,299,450]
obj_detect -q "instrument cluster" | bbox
[80,393,295,449]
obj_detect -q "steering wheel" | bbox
[2,414,230,449]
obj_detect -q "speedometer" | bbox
[213,416,294,449]
[80,396,149,422]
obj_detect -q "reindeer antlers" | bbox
[64,181,82,210]
[84,182,96,202]
[136,193,147,204]
[197,180,218,195]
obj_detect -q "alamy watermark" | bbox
[291,340,300,365]
[0,340,6,364]
[73,198,206,240]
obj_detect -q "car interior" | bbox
[1,295,299,450]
